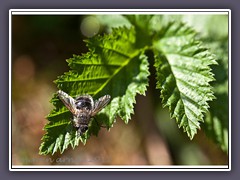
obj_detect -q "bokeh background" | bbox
[11,14,228,165]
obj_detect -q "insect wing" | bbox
[91,95,111,116]
[57,90,79,115]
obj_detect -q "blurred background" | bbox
[11,14,228,166]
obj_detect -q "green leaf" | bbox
[39,27,150,155]
[182,14,229,152]
[204,92,228,153]
[202,34,228,153]
[124,15,154,48]
[95,15,131,32]
[40,15,221,155]
[153,21,217,139]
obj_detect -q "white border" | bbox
[228,9,232,171]
[11,9,229,15]
[9,9,12,172]
[9,9,231,171]
[11,165,229,171]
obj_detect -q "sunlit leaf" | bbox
[39,27,150,155]
[153,21,217,139]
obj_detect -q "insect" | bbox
[57,90,111,136]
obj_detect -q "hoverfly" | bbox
[57,90,111,136]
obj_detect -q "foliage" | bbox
[39,14,228,155]
[175,15,228,153]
